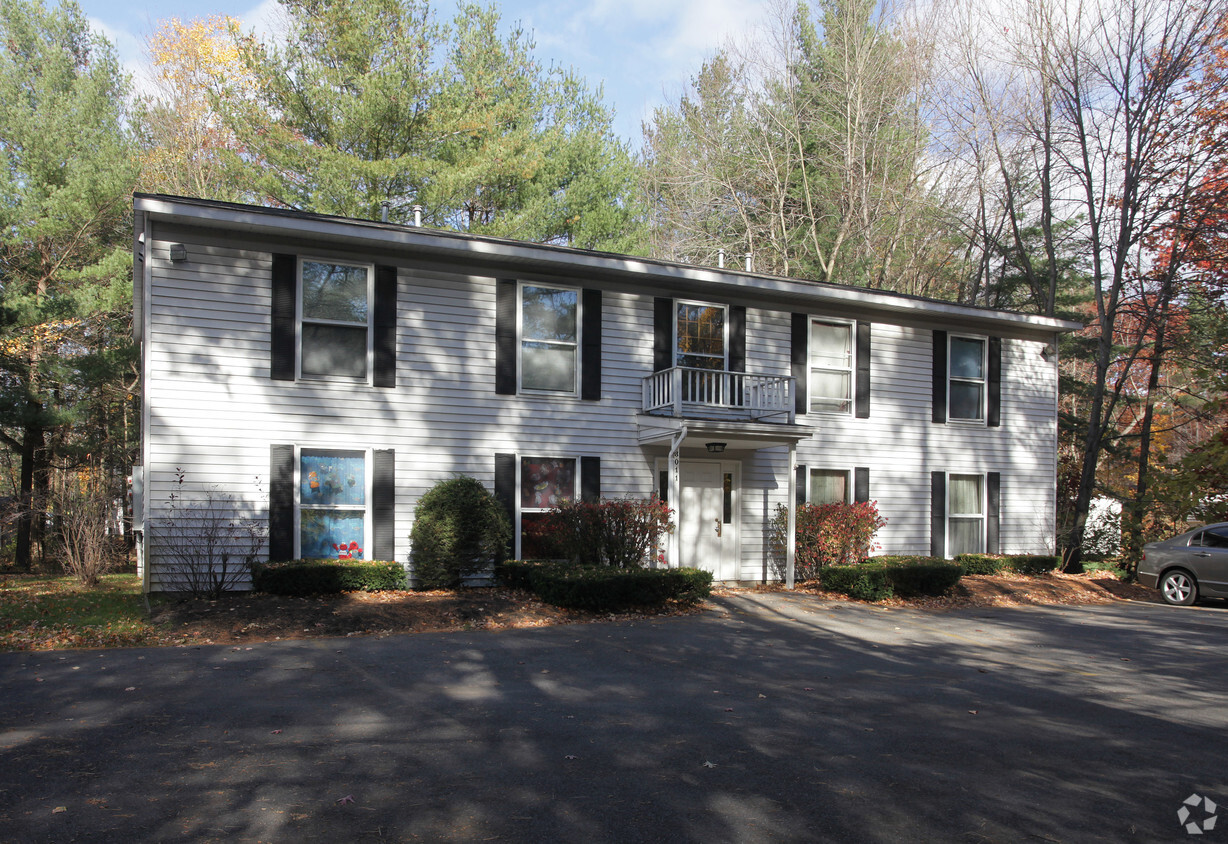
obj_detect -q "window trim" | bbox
[294,445,373,560]
[806,467,853,505]
[946,472,986,556]
[808,317,855,415]
[518,282,581,396]
[296,256,375,383]
[674,299,729,371]
[947,333,988,424]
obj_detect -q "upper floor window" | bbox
[948,335,986,422]
[299,259,372,380]
[810,319,853,413]
[521,285,578,393]
[676,302,726,370]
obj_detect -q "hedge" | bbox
[820,557,962,601]
[252,559,407,596]
[955,554,1059,576]
[497,561,712,611]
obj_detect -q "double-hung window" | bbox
[810,319,853,413]
[299,449,368,559]
[299,259,372,380]
[518,456,577,558]
[948,335,986,422]
[521,285,579,393]
[809,468,851,505]
[947,473,984,556]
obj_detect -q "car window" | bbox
[1202,527,1228,548]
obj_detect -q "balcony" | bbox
[642,367,796,423]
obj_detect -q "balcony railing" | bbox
[642,367,796,422]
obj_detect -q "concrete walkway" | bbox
[2,592,1226,842]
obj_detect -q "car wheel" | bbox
[1160,569,1198,606]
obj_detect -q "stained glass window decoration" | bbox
[299,450,366,559]
[520,457,577,510]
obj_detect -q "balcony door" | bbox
[678,460,739,581]
[676,302,727,402]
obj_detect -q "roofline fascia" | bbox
[133,194,1084,334]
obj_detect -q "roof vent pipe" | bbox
[717,248,725,269]
[413,205,423,227]
[380,200,391,223]
[744,252,753,272]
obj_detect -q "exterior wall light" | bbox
[169,243,187,263]
[706,442,727,454]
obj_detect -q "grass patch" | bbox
[0,573,161,651]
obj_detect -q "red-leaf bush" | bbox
[529,497,674,568]
[770,501,887,581]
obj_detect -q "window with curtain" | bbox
[948,473,984,555]
[809,469,850,505]
[676,302,726,370]
[810,320,853,413]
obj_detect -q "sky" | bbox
[77,0,775,149]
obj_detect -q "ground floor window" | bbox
[808,468,850,505]
[947,473,984,556]
[519,456,576,559]
[299,449,367,559]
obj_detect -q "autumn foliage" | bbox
[770,501,887,581]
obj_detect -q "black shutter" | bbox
[986,471,1001,554]
[269,444,295,560]
[729,305,746,372]
[373,265,397,388]
[932,330,947,423]
[372,449,395,560]
[988,337,1002,427]
[580,456,601,502]
[494,453,516,527]
[654,297,673,372]
[792,313,808,415]
[581,289,602,400]
[271,254,296,381]
[855,321,871,418]
[930,471,946,558]
[495,280,517,394]
[795,464,807,507]
[854,467,870,503]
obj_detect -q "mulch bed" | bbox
[149,572,1159,646]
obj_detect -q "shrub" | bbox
[148,470,266,598]
[410,476,511,589]
[52,471,122,587]
[769,501,887,580]
[956,554,1058,576]
[821,557,962,601]
[253,559,406,595]
[497,560,711,610]
[530,497,673,568]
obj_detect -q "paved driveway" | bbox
[2,593,1227,842]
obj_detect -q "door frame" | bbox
[656,456,740,580]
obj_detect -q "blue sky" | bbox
[78,0,773,149]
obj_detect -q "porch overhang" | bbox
[637,415,816,452]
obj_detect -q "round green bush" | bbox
[410,476,511,589]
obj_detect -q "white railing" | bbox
[642,367,795,422]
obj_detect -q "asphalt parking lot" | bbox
[2,592,1227,842]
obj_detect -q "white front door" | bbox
[678,460,738,581]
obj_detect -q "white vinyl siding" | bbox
[138,218,1063,588]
